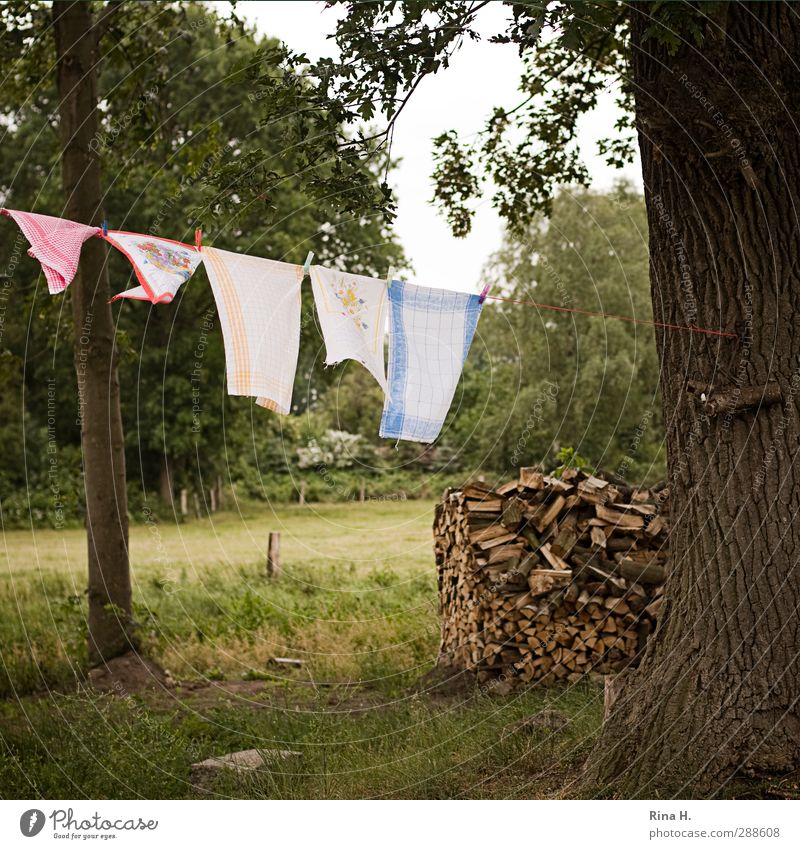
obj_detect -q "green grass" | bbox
[0,500,439,697]
[0,499,603,798]
[0,683,602,799]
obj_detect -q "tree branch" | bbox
[95,0,123,39]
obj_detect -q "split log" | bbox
[617,557,666,585]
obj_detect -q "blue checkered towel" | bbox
[380,280,483,442]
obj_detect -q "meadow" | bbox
[0,500,602,799]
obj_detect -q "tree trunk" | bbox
[216,474,224,511]
[159,453,173,505]
[53,1,135,665]
[586,4,800,797]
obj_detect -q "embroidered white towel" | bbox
[309,265,388,393]
[203,247,302,414]
[379,279,483,443]
[104,231,203,304]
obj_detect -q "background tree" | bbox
[444,183,663,480]
[229,1,800,795]
[52,0,133,664]
[0,1,403,666]
[99,5,404,511]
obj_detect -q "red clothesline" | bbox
[484,293,739,339]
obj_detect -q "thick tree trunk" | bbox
[586,4,800,797]
[53,1,135,664]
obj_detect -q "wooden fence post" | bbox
[267,532,281,579]
[180,489,188,517]
[299,479,306,506]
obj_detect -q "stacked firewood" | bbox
[435,467,668,687]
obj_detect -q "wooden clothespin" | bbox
[195,228,202,251]
[101,219,108,237]
[303,251,314,277]
[478,284,490,304]
[387,266,395,290]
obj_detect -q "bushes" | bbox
[247,469,454,505]
[0,442,85,529]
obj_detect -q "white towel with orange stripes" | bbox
[202,247,302,414]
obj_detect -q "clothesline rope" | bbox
[484,293,739,339]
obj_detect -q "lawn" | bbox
[0,499,603,799]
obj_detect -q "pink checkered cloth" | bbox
[1,208,101,293]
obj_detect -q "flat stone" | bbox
[190,748,301,790]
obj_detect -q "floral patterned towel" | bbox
[309,265,389,393]
[104,231,202,304]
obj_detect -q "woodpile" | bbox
[435,467,668,688]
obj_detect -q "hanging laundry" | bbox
[380,280,483,443]
[103,231,203,304]
[0,208,101,294]
[203,247,302,414]
[309,265,389,393]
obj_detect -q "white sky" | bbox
[222,0,641,292]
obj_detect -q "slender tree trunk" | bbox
[159,453,173,505]
[53,1,135,664]
[586,4,800,797]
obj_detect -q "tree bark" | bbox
[53,1,135,664]
[159,452,173,506]
[586,4,800,797]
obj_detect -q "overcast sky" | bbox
[220,1,641,292]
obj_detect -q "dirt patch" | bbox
[88,652,172,695]
[178,679,392,714]
[129,673,435,719]
[501,709,570,739]
[410,664,477,698]
[167,679,272,710]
